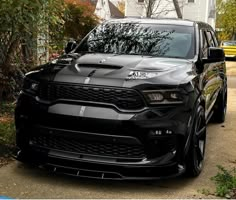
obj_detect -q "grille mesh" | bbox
[38,83,144,110]
[30,135,146,159]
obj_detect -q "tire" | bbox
[212,85,227,123]
[186,105,206,177]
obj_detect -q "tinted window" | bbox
[76,23,195,59]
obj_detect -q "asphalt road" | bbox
[0,62,236,198]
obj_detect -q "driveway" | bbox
[0,62,236,199]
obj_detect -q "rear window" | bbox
[76,23,195,59]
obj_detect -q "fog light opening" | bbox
[150,129,173,136]
[155,130,162,135]
[166,130,173,135]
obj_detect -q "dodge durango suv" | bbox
[15,18,227,180]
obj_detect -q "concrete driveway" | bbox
[0,62,236,199]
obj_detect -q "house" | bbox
[94,0,124,21]
[125,0,216,28]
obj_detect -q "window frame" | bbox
[200,29,209,58]
[206,31,216,47]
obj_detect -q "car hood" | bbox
[27,53,197,88]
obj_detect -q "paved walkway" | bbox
[227,61,236,76]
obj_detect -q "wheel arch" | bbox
[183,95,206,158]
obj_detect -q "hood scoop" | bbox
[78,63,123,69]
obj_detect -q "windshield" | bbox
[76,22,195,59]
[222,41,236,46]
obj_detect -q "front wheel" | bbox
[186,105,206,177]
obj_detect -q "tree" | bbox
[63,0,98,41]
[172,0,182,19]
[216,0,236,41]
[135,0,184,18]
[0,0,65,99]
[0,0,65,75]
[0,0,98,99]
[0,0,98,74]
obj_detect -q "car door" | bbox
[200,29,222,118]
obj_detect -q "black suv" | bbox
[15,18,227,180]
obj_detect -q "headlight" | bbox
[127,70,158,80]
[146,92,164,102]
[23,78,39,94]
[143,90,183,104]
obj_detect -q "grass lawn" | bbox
[0,101,16,166]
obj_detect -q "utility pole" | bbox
[172,0,182,18]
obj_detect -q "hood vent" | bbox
[78,64,123,69]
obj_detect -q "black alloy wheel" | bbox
[186,105,206,177]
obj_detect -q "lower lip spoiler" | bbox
[43,163,185,180]
[16,150,186,180]
[45,164,124,180]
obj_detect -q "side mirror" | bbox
[203,47,225,63]
[64,39,77,54]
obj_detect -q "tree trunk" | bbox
[1,38,20,75]
[146,0,156,17]
[172,0,182,19]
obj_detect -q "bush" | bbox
[211,165,236,198]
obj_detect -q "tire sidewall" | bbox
[186,105,206,177]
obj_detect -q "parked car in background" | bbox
[220,40,236,59]
[15,18,227,180]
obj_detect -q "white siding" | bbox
[183,0,208,22]
[125,0,216,28]
[95,0,111,21]
[125,0,145,17]
[125,0,178,17]
[153,0,177,18]
[183,0,216,28]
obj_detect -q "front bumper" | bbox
[17,148,185,180]
[15,92,193,180]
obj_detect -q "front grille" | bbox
[38,83,145,110]
[30,135,146,159]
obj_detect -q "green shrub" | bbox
[211,165,236,198]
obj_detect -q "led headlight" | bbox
[170,92,178,99]
[143,90,183,104]
[168,92,182,101]
[23,78,39,94]
[30,83,39,91]
[146,92,164,102]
